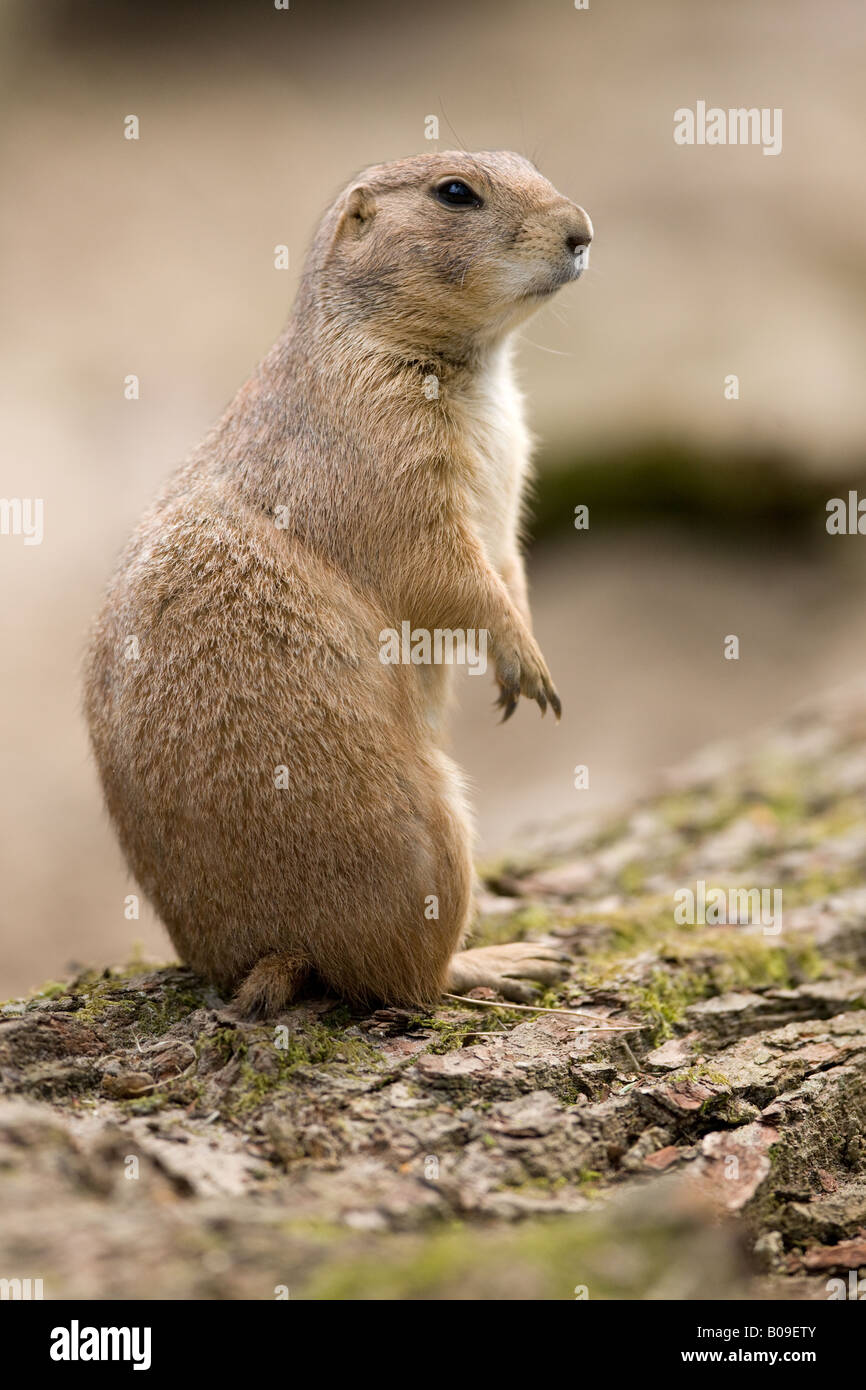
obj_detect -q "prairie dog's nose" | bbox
[565,205,593,253]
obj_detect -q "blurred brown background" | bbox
[1,0,865,995]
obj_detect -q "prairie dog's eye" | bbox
[434,179,483,209]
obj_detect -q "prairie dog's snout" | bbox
[516,198,593,296]
[565,206,593,275]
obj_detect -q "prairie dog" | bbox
[84,151,593,1015]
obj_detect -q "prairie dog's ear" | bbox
[337,184,377,239]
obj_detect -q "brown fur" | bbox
[84,152,592,1014]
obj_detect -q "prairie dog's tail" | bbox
[234,954,312,1018]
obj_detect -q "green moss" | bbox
[136,987,208,1035]
[627,968,712,1043]
[708,935,824,993]
[808,798,866,839]
[197,1021,382,1115]
[618,861,648,896]
[781,866,861,907]
[31,980,67,1000]
[277,1023,377,1071]
[472,902,556,947]
[656,792,741,838]
[670,1064,729,1089]
[578,1168,603,1188]
[763,788,808,827]
[578,900,682,968]
[587,815,630,852]
[121,1094,167,1116]
[32,963,211,1039]
[300,1199,718,1300]
[198,1026,244,1066]
[426,1015,494,1053]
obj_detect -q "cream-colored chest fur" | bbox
[451,342,531,575]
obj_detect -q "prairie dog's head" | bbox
[310,151,593,361]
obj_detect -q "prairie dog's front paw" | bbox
[494,629,561,722]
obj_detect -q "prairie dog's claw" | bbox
[494,645,560,723]
[495,680,519,722]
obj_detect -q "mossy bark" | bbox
[3,685,866,1299]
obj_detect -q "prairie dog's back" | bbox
[86,481,447,996]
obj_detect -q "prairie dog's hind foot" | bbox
[234,953,313,1019]
[446,940,570,1003]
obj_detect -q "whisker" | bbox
[437,99,469,153]
[517,336,574,357]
